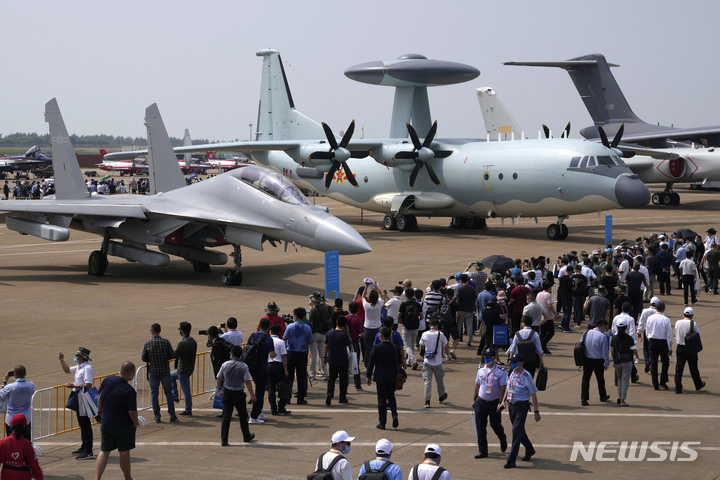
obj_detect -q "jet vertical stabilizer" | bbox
[183,128,192,165]
[255,49,324,142]
[145,104,186,194]
[476,87,525,139]
[44,98,90,200]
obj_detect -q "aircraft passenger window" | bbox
[498,173,504,180]
[579,156,588,168]
[587,157,596,167]
[569,156,581,168]
[597,155,614,166]
[484,173,489,181]
[278,185,309,206]
[512,172,518,180]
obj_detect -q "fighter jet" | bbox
[0,146,52,174]
[106,50,651,241]
[476,86,720,206]
[1,99,371,285]
[504,54,720,148]
[97,149,148,175]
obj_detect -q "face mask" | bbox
[343,444,351,455]
[483,357,494,364]
[74,356,80,363]
[510,362,518,370]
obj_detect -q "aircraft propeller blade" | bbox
[339,121,355,148]
[322,122,339,151]
[312,121,361,190]
[341,161,359,187]
[422,121,438,147]
[325,162,340,189]
[402,121,446,189]
[425,162,441,186]
[407,123,423,150]
[562,122,571,139]
[597,125,611,148]
[409,160,423,189]
[611,123,624,148]
[542,124,551,139]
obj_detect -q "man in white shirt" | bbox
[267,323,290,415]
[408,444,451,480]
[679,247,698,305]
[419,319,449,408]
[674,307,705,393]
[314,430,354,480]
[617,254,630,283]
[384,287,403,330]
[645,302,672,390]
[59,347,95,460]
[219,317,243,346]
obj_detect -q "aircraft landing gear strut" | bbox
[88,229,110,276]
[383,213,418,232]
[651,185,680,206]
[222,244,243,286]
[546,217,569,241]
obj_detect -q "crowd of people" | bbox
[0,229,712,478]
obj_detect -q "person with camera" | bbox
[218,317,243,346]
[419,318,449,408]
[59,347,95,460]
[94,361,138,480]
[1,366,35,440]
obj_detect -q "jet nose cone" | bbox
[614,173,650,208]
[315,216,372,255]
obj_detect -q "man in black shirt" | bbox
[626,263,648,321]
[324,316,352,406]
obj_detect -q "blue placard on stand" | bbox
[325,251,340,300]
[605,215,613,246]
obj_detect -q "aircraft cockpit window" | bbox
[569,156,581,168]
[587,157,596,167]
[258,172,286,197]
[597,155,615,166]
[579,156,589,168]
[239,166,309,205]
[240,166,264,186]
[278,185,309,206]
[612,155,625,166]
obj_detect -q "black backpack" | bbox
[684,321,703,355]
[358,460,392,480]
[403,302,421,330]
[515,331,538,363]
[574,330,589,368]
[411,464,446,480]
[240,332,267,372]
[438,299,454,325]
[308,453,344,480]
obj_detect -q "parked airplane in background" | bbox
[97,149,148,175]
[106,50,651,241]
[504,54,720,148]
[477,86,720,206]
[206,151,252,171]
[0,146,52,173]
[1,99,371,286]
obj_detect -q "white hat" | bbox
[375,438,393,455]
[650,296,660,305]
[331,430,355,443]
[616,320,627,328]
[659,234,666,239]
[684,307,695,316]
[424,443,442,456]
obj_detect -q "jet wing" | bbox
[616,126,720,146]
[616,144,680,160]
[0,198,147,219]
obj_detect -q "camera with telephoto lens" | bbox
[198,330,209,336]
[281,314,293,325]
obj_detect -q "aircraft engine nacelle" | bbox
[658,157,687,179]
[287,145,334,171]
[369,144,416,168]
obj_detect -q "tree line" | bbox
[0,133,220,148]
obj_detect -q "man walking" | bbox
[313,430,355,480]
[408,444,450,480]
[472,348,508,459]
[455,274,477,346]
[216,345,256,445]
[398,288,421,370]
[419,318,449,408]
[580,320,611,406]
[267,323,290,416]
[248,318,276,424]
[141,324,177,423]
[357,439,402,480]
[171,322,197,416]
[284,307,313,405]
[500,354,541,469]
[1,365,35,439]
[94,361,138,480]
[646,302,673,390]
[309,292,332,380]
[324,316,352,406]
[366,327,403,430]
[674,307,705,393]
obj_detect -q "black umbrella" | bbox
[674,229,698,240]
[482,255,516,271]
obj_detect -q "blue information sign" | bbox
[605,215,613,246]
[325,251,340,300]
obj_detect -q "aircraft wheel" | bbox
[192,261,211,273]
[672,192,681,205]
[409,215,418,228]
[546,224,561,241]
[223,269,243,286]
[662,193,673,205]
[396,214,412,231]
[651,193,661,205]
[383,214,397,230]
[88,250,108,276]
[559,224,569,240]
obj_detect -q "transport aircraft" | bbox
[1,99,371,285]
[106,50,651,241]
[476,86,720,206]
[504,54,720,148]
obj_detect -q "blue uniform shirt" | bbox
[357,458,402,480]
[476,363,508,401]
[284,320,313,352]
[506,369,538,402]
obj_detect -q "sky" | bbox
[2,0,720,144]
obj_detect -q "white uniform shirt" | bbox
[611,313,636,337]
[408,460,451,480]
[269,335,287,363]
[316,450,351,480]
[646,313,673,350]
[618,259,630,283]
[70,362,94,391]
[637,307,657,334]
[675,319,701,346]
[221,329,243,346]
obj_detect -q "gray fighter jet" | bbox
[1,99,371,285]
[505,54,720,148]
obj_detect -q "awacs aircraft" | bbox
[0,146,52,173]
[1,99,371,285]
[504,54,720,148]
[106,50,650,241]
[476,86,720,206]
[97,149,148,175]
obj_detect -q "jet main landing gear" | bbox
[222,244,243,286]
[546,219,569,240]
[651,192,680,206]
[383,213,417,231]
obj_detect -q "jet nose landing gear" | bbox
[546,219,569,240]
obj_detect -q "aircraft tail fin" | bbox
[476,87,524,139]
[206,151,216,159]
[504,54,644,126]
[183,128,192,164]
[255,49,324,142]
[44,98,90,200]
[99,149,107,159]
[145,104,186,194]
